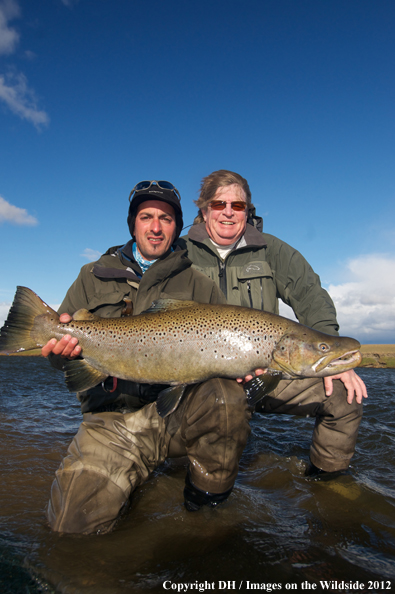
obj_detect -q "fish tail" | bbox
[0,286,57,354]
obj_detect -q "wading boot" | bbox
[305,462,347,482]
[183,473,233,512]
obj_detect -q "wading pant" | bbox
[47,378,251,535]
[256,377,363,473]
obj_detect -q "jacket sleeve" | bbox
[209,283,227,305]
[266,235,340,336]
[187,268,227,305]
[58,264,95,315]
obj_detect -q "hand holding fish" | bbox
[41,314,81,359]
[324,370,368,405]
[236,369,266,383]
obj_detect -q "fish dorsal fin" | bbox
[72,309,101,321]
[144,299,198,314]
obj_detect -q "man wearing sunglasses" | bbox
[178,169,367,480]
[41,180,252,534]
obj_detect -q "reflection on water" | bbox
[0,358,394,593]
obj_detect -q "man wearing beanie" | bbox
[42,180,252,534]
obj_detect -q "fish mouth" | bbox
[313,350,362,374]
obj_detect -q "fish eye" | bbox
[318,343,330,352]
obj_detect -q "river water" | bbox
[0,358,394,593]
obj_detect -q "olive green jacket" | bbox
[55,240,226,412]
[177,223,339,336]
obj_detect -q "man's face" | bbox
[202,184,247,246]
[134,200,177,260]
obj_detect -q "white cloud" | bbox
[0,195,38,225]
[279,301,297,321]
[0,72,50,129]
[0,2,49,129]
[326,255,395,344]
[0,302,11,329]
[0,0,20,55]
[277,255,395,345]
[80,248,102,261]
[24,49,36,61]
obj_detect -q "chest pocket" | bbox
[232,261,277,312]
[87,290,133,318]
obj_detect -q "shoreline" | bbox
[359,344,395,368]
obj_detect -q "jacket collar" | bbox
[186,222,267,249]
[91,240,189,284]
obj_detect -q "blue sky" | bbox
[0,0,394,344]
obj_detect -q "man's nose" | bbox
[223,202,234,216]
[150,217,162,233]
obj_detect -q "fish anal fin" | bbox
[63,359,107,392]
[156,384,188,417]
[244,371,282,408]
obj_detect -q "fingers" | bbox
[324,376,333,396]
[348,373,368,405]
[236,369,267,384]
[325,370,368,404]
[41,335,81,359]
[59,313,72,323]
[342,370,367,405]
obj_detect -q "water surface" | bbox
[0,358,394,593]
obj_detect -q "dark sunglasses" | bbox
[129,180,181,201]
[209,200,247,211]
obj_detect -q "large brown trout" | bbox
[0,286,362,415]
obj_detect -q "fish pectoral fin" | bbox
[63,359,108,392]
[144,299,198,314]
[243,370,282,408]
[156,384,188,418]
[72,309,100,321]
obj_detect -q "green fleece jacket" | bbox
[177,223,339,336]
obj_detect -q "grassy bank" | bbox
[359,344,395,368]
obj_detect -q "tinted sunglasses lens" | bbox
[210,201,226,210]
[232,202,247,211]
[210,201,246,211]
[135,181,151,191]
[157,181,175,190]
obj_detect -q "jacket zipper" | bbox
[247,280,253,308]
[218,261,227,298]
